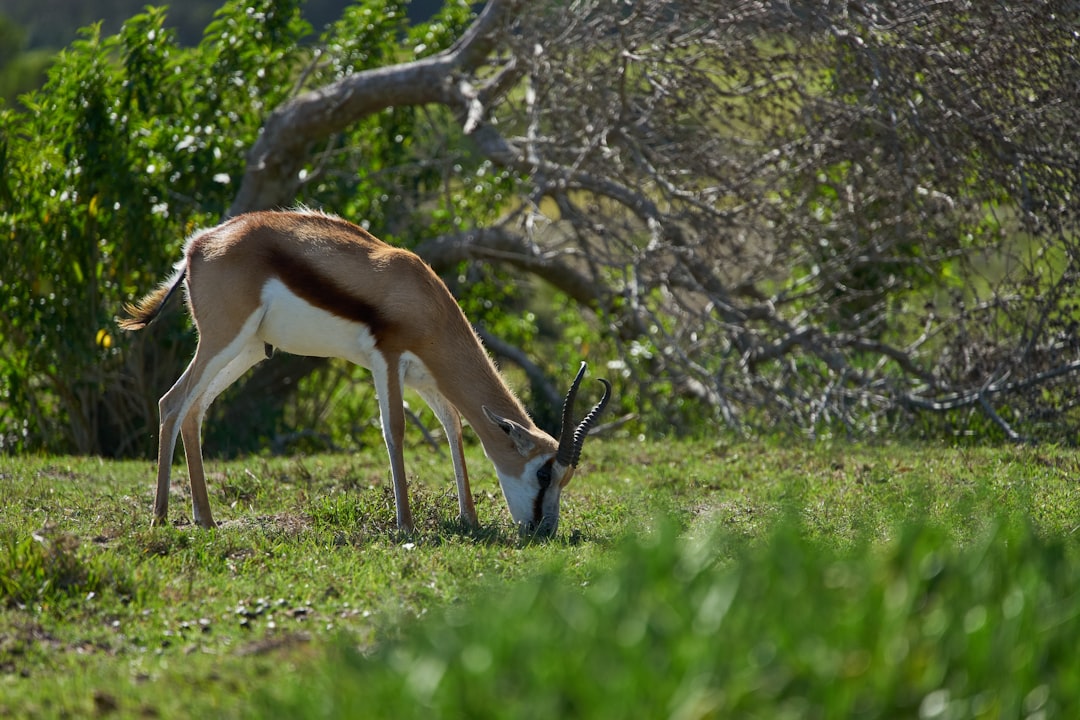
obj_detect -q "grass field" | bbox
[2,437,1080,717]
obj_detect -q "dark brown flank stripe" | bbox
[265,246,390,341]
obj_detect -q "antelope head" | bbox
[484,362,611,537]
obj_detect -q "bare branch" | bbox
[228,0,1080,440]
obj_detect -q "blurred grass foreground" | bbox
[261,514,1078,719]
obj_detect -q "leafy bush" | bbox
[0,0,538,457]
[0,1,312,455]
[260,515,1079,718]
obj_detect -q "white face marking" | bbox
[494,454,554,528]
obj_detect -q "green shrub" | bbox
[0,1,311,455]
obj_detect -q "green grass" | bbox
[266,516,1080,719]
[2,437,1080,717]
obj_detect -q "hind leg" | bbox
[180,341,267,528]
[152,314,263,527]
[153,358,204,526]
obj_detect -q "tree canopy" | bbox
[2,0,1079,456]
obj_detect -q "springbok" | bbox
[120,209,610,536]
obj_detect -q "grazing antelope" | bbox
[120,209,610,536]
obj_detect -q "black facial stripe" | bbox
[532,459,554,525]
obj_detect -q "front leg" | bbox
[373,353,414,533]
[417,388,477,528]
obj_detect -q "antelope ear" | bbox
[482,406,536,456]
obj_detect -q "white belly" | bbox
[259,278,380,366]
[257,279,439,394]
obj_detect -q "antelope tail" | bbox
[119,267,187,331]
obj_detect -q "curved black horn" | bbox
[567,378,611,467]
[555,362,588,467]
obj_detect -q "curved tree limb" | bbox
[228,0,522,217]
[414,226,599,310]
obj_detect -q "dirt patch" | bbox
[216,512,312,537]
[235,631,312,657]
